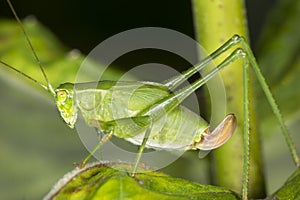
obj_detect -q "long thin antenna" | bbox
[0,60,48,91]
[6,0,56,96]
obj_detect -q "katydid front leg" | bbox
[81,130,114,168]
[81,116,152,168]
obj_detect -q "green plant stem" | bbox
[192,0,266,198]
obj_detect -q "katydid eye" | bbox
[57,90,68,102]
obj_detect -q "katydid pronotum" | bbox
[1,1,299,200]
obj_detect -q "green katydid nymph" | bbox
[2,0,237,173]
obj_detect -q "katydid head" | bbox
[55,83,77,128]
[0,58,77,128]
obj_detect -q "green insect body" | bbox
[1,0,237,169]
[0,1,238,171]
[55,80,235,151]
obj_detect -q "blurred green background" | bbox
[0,0,299,199]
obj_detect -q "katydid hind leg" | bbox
[218,37,300,199]
[141,48,247,122]
[239,38,300,167]
[163,35,242,90]
[239,38,300,199]
[169,48,246,107]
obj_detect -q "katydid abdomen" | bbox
[126,105,208,150]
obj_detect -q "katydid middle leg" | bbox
[132,119,153,175]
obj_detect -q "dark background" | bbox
[0,0,276,55]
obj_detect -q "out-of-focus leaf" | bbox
[257,0,300,84]
[256,0,300,128]
[267,168,300,199]
[0,18,124,91]
[45,162,240,200]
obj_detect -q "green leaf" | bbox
[45,162,240,200]
[267,168,300,199]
